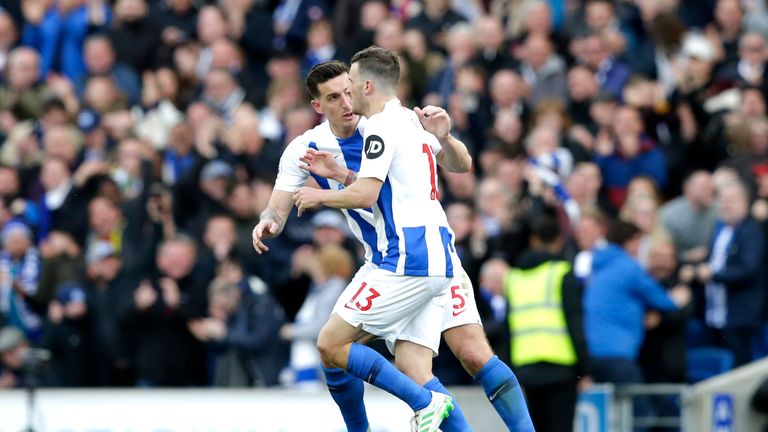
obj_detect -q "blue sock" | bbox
[323,367,370,432]
[346,342,432,411]
[474,356,534,432]
[424,377,473,431]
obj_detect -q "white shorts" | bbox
[334,263,482,356]
[439,266,483,332]
[332,264,451,355]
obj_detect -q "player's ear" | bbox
[310,99,323,115]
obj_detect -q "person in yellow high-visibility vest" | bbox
[503,217,591,432]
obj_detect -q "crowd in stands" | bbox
[0,0,767,416]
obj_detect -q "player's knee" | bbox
[316,327,337,363]
[447,326,494,375]
[395,356,432,386]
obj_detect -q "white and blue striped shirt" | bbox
[274,103,459,278]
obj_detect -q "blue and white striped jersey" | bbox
[274,102,459,278]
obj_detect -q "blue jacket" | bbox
[708,218,765,329]
[594,136,667,208]
[584,244,677,359]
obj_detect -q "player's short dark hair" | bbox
[305,61,349,99]
[350,46,400,91]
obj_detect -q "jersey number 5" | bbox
[422,144,440,201]
[346,282,381,312]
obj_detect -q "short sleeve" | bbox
[424,129,443,157]
[358,120,396,182]
[274,137,309,192]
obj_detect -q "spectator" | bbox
[640,239,692,384]
[301,19,336,78]
[573,31,631,98]
[108,0,160,73]
[406,0,467,53]
[86,195,150,276]
[0,10,18,74]
[0,325,28,388]
[425,23,477,107]
[471,15,517,79]
[505,218,590,432]
[689,180,765,366]
[0,47,53,120]
[620,194,670,268]
[189,260,286,387]
[585,221,690,421]
[567,65,600,131]
[74,35,140,106]
[476,258,511,364]
[42,282,89,387]
[518,34,568,107]
[198,214,239,281]
[272,0,330,53]
[121,235,208,387]
[37,230,84,314]
[280,245,352,386]
[0,221,43,340]
[659,170,718,264]
[594,105,667,209]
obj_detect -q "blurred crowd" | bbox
[0,0,766,409]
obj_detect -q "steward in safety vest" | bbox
[503,218,591,432]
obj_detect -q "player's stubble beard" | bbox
[351,90,367,117]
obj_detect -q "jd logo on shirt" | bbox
[364,135,385,159]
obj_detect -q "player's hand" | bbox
[415,105,451,140]
[293,187,323,217]
[299,148,345,183]
[252,220,279,254]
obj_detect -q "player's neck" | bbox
[329,120,357,138]
[363,95,396,118]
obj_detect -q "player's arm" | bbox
[252,190,293,254]
[299,148,357,186]
[415,105,472,173]
[253,135,310,254]
[293,178,382,216]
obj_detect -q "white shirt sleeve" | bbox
[358,118,396,182]
[274,136,309,192]
[424,129,443,157]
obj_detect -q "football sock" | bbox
[323,367,370,432]
[346,342,432,411]
[474,356,534,431]
[424,377,473,431]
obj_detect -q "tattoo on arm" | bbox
[260,206,285,232]
[344,170,358,187]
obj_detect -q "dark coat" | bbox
[210,278,287,387]
[121,274,208,386]
[708,218,766,329]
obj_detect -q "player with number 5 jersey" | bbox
[256,53,533,432]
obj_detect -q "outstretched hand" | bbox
[299,148,344,182]
[415,105,451,140]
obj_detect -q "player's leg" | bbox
[322,365,370,432]
[319,270,454,431]
[321,264,378,431]
[317,314,435,410]
[322,327,376,432]
[441,272,534,431]
[396,297,473,432]
[443,324,534,431]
